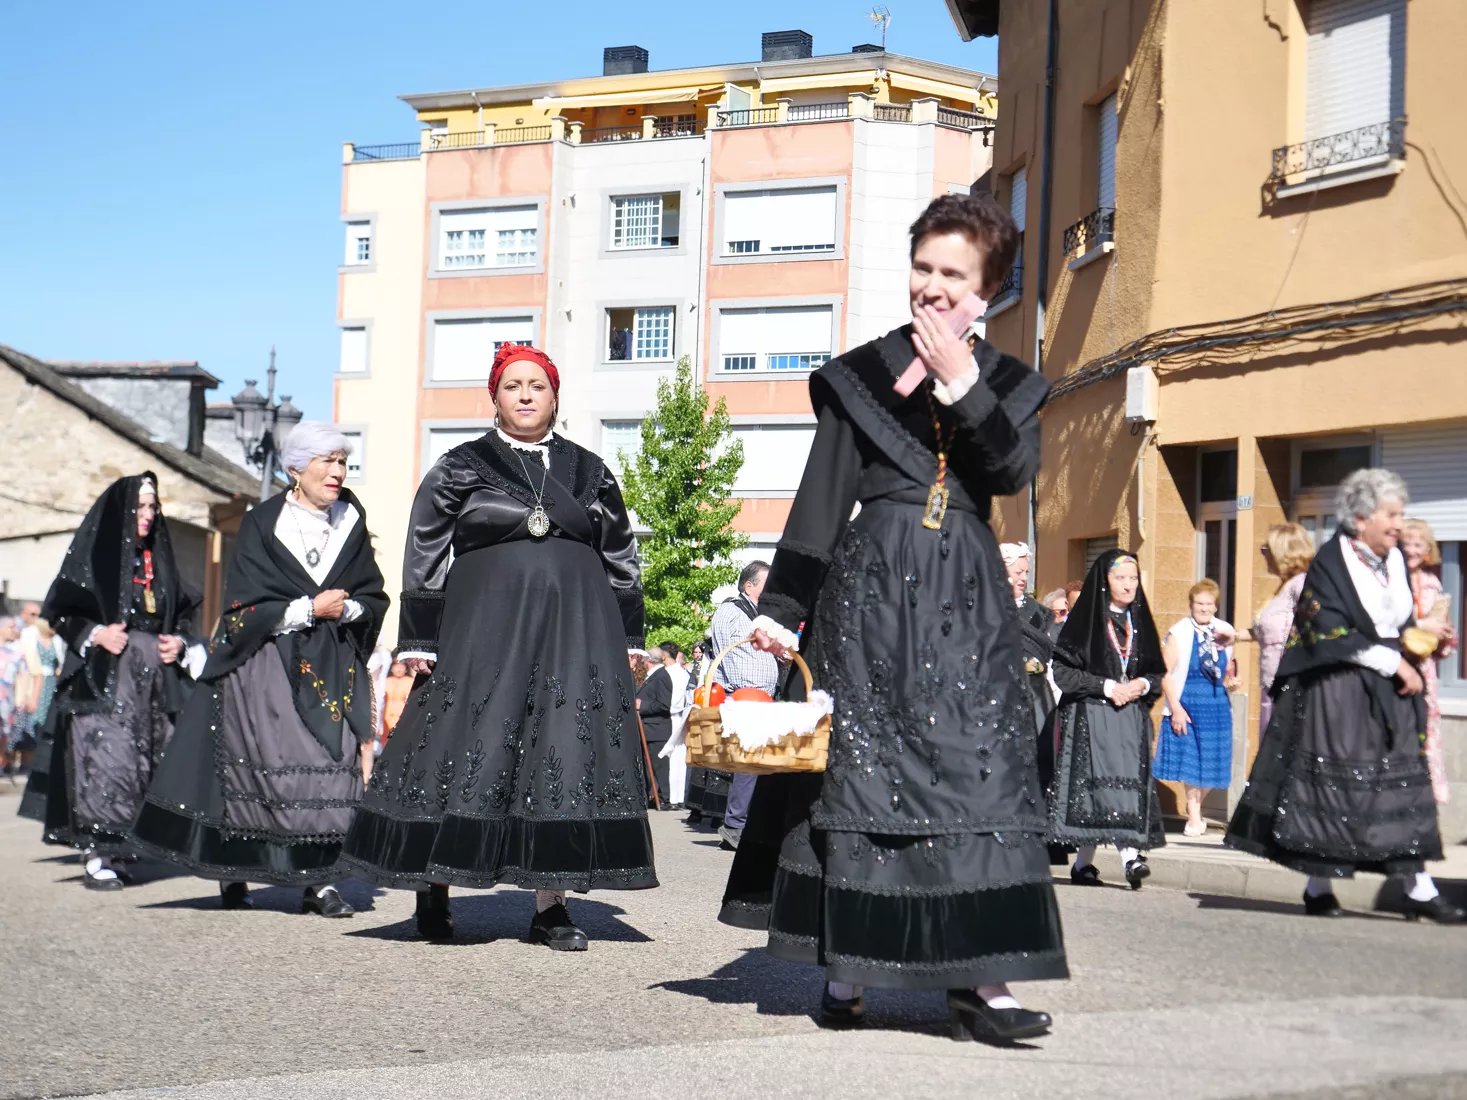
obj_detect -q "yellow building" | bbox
[951,0,1467,835]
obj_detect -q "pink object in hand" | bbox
[893,293,988,396]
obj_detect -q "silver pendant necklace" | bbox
[513,447,552,538]
[289,494,331,569]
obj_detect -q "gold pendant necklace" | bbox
[922,387,955,531]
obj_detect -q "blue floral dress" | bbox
[1154,620,1233,789]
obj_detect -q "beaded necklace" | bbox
[1106,608,1134,670]
[1348,538,1391,588]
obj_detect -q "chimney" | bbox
[603,45,649,76]
[851,43,883,53]
[761,30,813,62]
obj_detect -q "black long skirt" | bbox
[18,633,175,855]
[685,767,730,821]
[1225,666,1441,877]
[340,538,658,892]
[1047,699,1166,851]
[131,644,361,886]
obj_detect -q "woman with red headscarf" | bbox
[341,344,656,949]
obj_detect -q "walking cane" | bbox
[636,711,662,810]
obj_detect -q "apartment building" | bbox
[951,0,1467,832]
[336,31,996,640]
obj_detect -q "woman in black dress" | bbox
[341,344,657,949]
[1047,550,1166,890]
[720,193,1064,1042]
[1003,542,1058,739]
[131,423,388,916]
[18,474,197,889]
[1226,469,1461,922]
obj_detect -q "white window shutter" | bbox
[338,327,367,374]
[761,306,831,355]
[1380,427,1467,541]
[722,191,764,250]
[718,308,763,356]
[731,425,818,494]
[487,205,538,232]
[1010,166,1028,233]
[1097,95,1117,209]
[432,319,495,383]
[427,428,485,466]
[763,187,838,251]
[1306,0,1405,141]
[487,315,535,346]
[340,432,363,478]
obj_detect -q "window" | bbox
[607,307,675,362]
[610,193,680,249]
[1096,93,1117,210]
[427,427,488,467]
[721,186,838,257]
[1084,535,1118,574]
[1305,0,1406,142]
[344,221,371,266]
[728,424,818,495]
[1299,443,1372,489]
[600,419,643,477]
[717,305,833,375]
[340,431,364,480]
[1009,166,1028,233]
[430,315,535,384]
[1199,449,1238,503]
[438,206,539,271]
[338,327,367,374]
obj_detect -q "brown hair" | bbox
[908,193,1020,294]
[1188,578,1221,605]
[1064,579,1085,597]
[1264,523,1315,582]
[1403,517,1442,567]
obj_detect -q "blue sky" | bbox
[0,2,995,424]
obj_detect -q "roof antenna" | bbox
[868,6,892,50]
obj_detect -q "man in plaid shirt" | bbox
[710,560,778,850]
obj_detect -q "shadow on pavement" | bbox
[343,891,654,946]
[1188,892,1402,921]
[134,876,383,913]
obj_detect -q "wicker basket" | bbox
[684,636,830,775]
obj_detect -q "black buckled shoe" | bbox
[1303,890,1345,918]
[1403,894,1466,924]
[1070,863,1103,887]
[220,882,253,910]
[1124,857,1151,890]
[528,902,589,951]
[947,990,1052,1043]
[84,865,125,891]
[415,884,454,940]
[819,988,866,1029]
[302,885,355,918]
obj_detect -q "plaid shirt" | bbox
[709,598,779,695]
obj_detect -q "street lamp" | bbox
[231,347,302,502]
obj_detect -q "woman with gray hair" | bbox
[1226,468,1461,923]
[132,422,388,917]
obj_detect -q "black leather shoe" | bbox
[1403,894,1466,924]
[819,988,866,1029]
[415,884,454,940]
[220,882,253,910]
[84,867,124,891]
[528,902,589,951]
[1303,890,1345,917]
[1124,857,1151,890]
[1070,863,1103,887]
[302,885,355,918]
[947,990,1052,1043]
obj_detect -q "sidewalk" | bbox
[1068,827,1467,911]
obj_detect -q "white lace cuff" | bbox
[749,615,799,652]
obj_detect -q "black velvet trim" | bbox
[398,589,445,653]
[130,801,345,885]
[614,585,646,647]
[340,808,658,891]
[763,542,832,632]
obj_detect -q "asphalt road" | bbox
[3,788,1465,1100]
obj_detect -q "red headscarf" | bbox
[489,343,560,396]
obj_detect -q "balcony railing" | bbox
[495,126,552,145]
[716,107,780,127]
[873,103,912,122]
[350,142,420,162]
[788,101,849,121]
[1063,206,1115,256]
[655,117,704,137]
[429,130,489,150]
[996,247,1023,300]
[583,126,642,144]
[427,127,551,150]
[1267,118,1406,189]
[937,106,988,129]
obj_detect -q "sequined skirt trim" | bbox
[128,800,346,886]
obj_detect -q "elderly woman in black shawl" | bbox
[719,194,1064,1043]
[1047,549,1167,890]
[18,475,197,890]
[1226,469,1461,923]
[131,424,387,916]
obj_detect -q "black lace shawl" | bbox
[42,473,197,713]
[1017,595,1055,664]
[1053,548,1164,684]
[202,490,388,757]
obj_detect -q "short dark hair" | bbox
[657,641,680,660]
[738,560,770,593]
[908,192,1020,294]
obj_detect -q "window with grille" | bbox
[340,432,364,479]
[438,206,539,270]
[607,306,676,362]
[344,222,371,266]
[716,304,833,375]
[721,186,838,257]
[600,419,644,477]
[610,193,680,250]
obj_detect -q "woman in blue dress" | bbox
[1155,579,1238,836]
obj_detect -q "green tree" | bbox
[617,356,746,653]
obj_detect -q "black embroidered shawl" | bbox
[1053,548,1165,684]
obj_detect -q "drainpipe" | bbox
[1029,0,1058,570]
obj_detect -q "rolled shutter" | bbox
[1380,426,1467,540]
[1010,166,1027,233]
[1305,0,1406,140]
[1097,94,1117,209]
